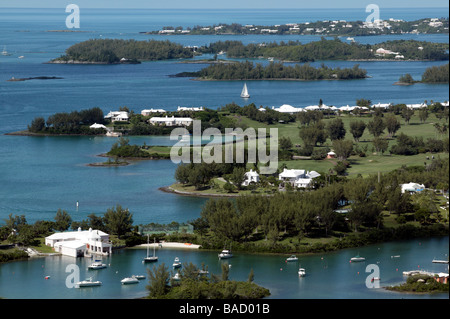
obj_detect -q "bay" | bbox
[0,236,447,299]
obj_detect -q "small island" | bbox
[386,273,449,293]
[48,39,194,64]
[7,76,63,82]
[394,64,449,85]
[175,61,368,81]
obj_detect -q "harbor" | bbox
[0,236,448,299]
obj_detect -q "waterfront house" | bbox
[149,115,193,126]
[104,111,129,123]
[272,104,305,114]
[177,106,204,112]
[242,169,260,186]
[401,182,425,194]
[45,228,112,257]
[141,108,166,116]
[89,123,107,130]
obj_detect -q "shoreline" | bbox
[159,185,242,198]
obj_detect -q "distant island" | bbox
[175,61,368,80]
[7,76,63,82]
[395,63,449,85]
[143,17,449,36]
[48,39,194,64]
[198,38,449,62]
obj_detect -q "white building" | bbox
[141,108,166,116]
[89,123,107,130]
[177,106,204,112]
[104,111,129,123]
[272,104,305,114]
[401,182,425,194]
[149,115,193,126]
[242,169,260,186]
[279,168,321,188]
[45,228,112,258]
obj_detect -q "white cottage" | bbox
[45,228,112,257]
[242,169,260,186]
[104,111,129,122]
[149,116,193,126]
[401,182,425,194]
[279,168,321,188]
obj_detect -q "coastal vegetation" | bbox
[51,39,194,63]
[27,107,106,135]
[397,63,449,85]
[386,274,449,293]
[146,262,270,299]
[198,38,449,62]
[147,18,449,36]
[176,61,368,80]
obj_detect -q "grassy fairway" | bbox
[230,112,449,177]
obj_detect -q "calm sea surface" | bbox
[0,7,448,299]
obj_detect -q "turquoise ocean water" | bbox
[0,7,448,299]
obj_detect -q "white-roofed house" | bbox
[401,182,425,194]
[45,228,112,257]
[279,168,321,188]
[149,116,193,127]
[141,108,166,116]
[104,111,129,123]
[272,104,304,114]
[89,123,107,130]
[242,169,260,186]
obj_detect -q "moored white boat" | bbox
[121,276,139,285]
[218,249,233,259]
[350,255,365,262]
[286,255,298,262]
[76,277,102,288]
[133,275,146,280]
[88,261,107,269]
[173,257,182,268]
[172,272,181,281]
[143,235,158,263]
[298,268,306,277]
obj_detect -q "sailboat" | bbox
[143,235,158,263]
[240,83,250,98]
[2,46,11,56]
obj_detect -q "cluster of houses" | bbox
[261,101,449,115]
[242,168,321,189]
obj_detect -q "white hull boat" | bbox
[173,257,182,268]
[144,235,158,263]
[76,277,102,288]
[286,255,298,262]
[88,261,107,269]
[218,249,233,259]
[298,268,306,277]
[350,255,365,262]
[121,276,139,285]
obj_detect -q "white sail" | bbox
[240,83,250,98]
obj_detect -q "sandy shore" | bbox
[137,241,201,249]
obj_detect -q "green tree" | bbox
[103,204,133,238]
[54,209,72,232]
[332,139,353,161]
[146,263,171,298]
[384,114,401,137]
[349,120,366,142]
[326,118,346,141]
[367,116,386,137]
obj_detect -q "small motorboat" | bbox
[121,276,139,285]
[286,255,298,262]
[298,268,306,277]
[172,272,181,281]
[350,255,365,262]
[76,277,102,288]
[218,249,233,259]
[173,257,182,268]
[133,275,146,280]
[88,261,107,269]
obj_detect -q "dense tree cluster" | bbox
[199,38,448,62]
[191,158,448,246]
[28,107,105,134]
[55,39,193,63]
[181,60,368,80]
[421,63,449,83]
